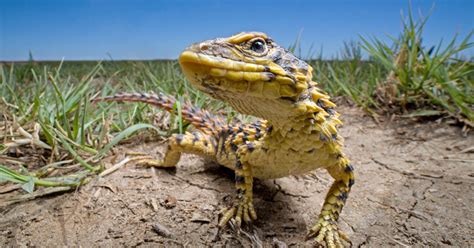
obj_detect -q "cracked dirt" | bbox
[1,106,473,247]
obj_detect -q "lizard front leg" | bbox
[137,131,216,167]
[218,146,257,228]
[307,156,355,248]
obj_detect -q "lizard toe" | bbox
[218,200,257,229]
[307,219,350,248]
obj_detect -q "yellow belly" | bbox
[248,143,339,179]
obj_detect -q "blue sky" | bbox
[0,0,472,61]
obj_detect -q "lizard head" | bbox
[179,32,330,121]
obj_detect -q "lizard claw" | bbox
[218,200,257,229]
[306,219,351,248]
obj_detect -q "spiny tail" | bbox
[92,92,226,135]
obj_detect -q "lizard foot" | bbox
[135,158,166,167]
[218,199,257,229]
[125,152,171,168]
[306,218,351,248]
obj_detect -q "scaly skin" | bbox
[94,32,355,247]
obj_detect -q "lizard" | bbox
[94,32,355,247]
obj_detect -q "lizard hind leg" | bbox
[307,156,355,248]
[136,131,217,167]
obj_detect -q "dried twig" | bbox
[3,123,52,150]
[0,186,72,207]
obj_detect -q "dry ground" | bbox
[1,106,473,247]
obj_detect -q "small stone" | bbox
[150,198,159,211]
[190,212,211,223]
[152,223,173,238]
[161,195,177,209]
[272,237,288,248]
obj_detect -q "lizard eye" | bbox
[250,39,267,54]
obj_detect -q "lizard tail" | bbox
[92,92,225,135]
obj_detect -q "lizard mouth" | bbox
[179,47,300,105]
[179,50,275,82]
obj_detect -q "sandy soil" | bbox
[1,106,473,247]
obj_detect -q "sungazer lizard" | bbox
[94,32,355,247]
